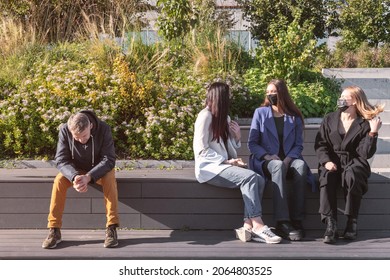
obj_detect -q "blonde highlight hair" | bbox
[344,86,385,119]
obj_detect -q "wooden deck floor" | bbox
[1,229,390,260]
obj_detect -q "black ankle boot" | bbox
[323,217,337,244]
[343,217,358,240]
[275,221,302,241]
[291,220,305,239]
[276,221,302,241]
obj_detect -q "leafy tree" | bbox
[156,0,234,42]
[254,15,317,82]
[339,0,390,49]
[323,0,343,36]
[156,0,197,42]
[191,0,235,32]
[236,0,327,41]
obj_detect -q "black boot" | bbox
[291,220,305,239]
[323,216,337,244]
[343,217,358,240]
[276,221,302,241]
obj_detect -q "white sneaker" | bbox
[234,227,252,242]
[252,225,282,244]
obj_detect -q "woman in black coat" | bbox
[314,86,384,244]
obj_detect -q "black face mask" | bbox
[337,98,349,112]
[267,94,278,106]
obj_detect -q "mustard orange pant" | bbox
[47,169,119,228]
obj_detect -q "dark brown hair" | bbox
[262,79,304,123]
[206,82,230,143]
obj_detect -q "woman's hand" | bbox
[324,161,337,171]
[229,120,241,142]
[264,154,280,161]
[369,116,382,133]
[225,158,248,168]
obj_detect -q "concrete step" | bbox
[322,68,390,100]
[377,137,390,153]
[369,153,390,168]
[377,123,390,137]
[378,110,390,120]
[322,68,390,99]
[322,68,390,79]
[370,99,390,105]
[343,79,390,99]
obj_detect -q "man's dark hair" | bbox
[67,113,90,133]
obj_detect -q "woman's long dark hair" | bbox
[262,79,304,124]
[206,82,230,143]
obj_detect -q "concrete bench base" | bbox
[1,168,389,231]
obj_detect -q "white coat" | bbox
[193,107,241,183]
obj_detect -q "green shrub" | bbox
[243,69,341,119]
[0,39,206,159]
[243,15,341,119]
[255,17,318,83]
[141,76,204,159]
[289,75,341,118]
[0,41,159,159]
[0,31,340,160]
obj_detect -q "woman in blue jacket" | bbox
[248,79,314,241]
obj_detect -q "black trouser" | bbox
[319,170,363,223]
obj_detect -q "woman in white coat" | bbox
[193,82,281,244]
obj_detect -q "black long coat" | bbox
[314,110,377,196]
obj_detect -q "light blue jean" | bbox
[207,166,265,220]
[264,159,306,222]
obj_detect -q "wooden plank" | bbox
[0,198,90,214]
[116,182,142,197]
[0,182,52,198]
[95,198,244,214]
[141,182,242,198]
[2,229,390,260]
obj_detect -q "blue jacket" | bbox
[248,106,317,192]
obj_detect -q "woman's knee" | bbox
[344,166,368,181]
[269,160,286,173]
[244,170,265,188]
[290,159,306,175]
[253,173,265,188]
[246,169,260,181]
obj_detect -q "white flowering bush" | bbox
[0,58,108,157]
[0,43,161,159]
[141,69,205,159]
[0,40,274,160]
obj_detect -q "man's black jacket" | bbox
[55,110,116,183]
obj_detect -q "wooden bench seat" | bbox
[0,168,389,231]
[0,125,389,231]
